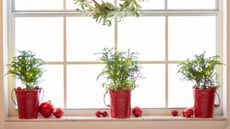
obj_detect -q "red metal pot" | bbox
[109,89,131,118]
[193,87,219,118]
[12,88,42,119]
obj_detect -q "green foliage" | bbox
[7,50,45,89]
[73,0,142,26]
[96,48,142,90]
[177,52,223,89]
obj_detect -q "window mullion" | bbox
[165,16,169,108]
[215,0,219,10]
[114,0,118,50]
[63,16,67,108]
[63,0,66,10]
[165,0,168,10]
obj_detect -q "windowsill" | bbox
[4,116,227,129]
[5,115,227,122]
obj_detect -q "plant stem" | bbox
[91,0,100,6]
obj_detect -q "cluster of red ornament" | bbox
[95,111,108,117]
[171,108,194,118]
[39,101,64,118]
[95,106,143,118]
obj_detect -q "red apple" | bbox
[101,111,108,117]
[39,101,54,118]
[183,108,193,118]
[171,110,178,116]
[132,106,143,117]
[95,111,102,117]
[53,107,64,118]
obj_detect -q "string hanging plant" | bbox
[73,0,143,26]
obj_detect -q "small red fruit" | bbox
[39,101,54,118]
[95,111,102,117]
[171,110,178,116]
[132,106,143,117]
[53,107,64,118]
[183,108,194,118]
[101,111,108,117]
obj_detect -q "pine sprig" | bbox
[177,52,223,89]
[7,50,45,89]
[96,48,142,90]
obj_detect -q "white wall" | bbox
[224,0,230,128]
[0,0,230,129]
[0,0,5,128]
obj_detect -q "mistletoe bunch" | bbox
[74,0,142,26]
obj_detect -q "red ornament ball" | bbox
[132,106,143,117]
[101,111,108,117]
[39,101,54,118]
[171,110,178,116]
[183,108,194,118]
[95,111,102,117]
[53,107,64,118]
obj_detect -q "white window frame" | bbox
[6,0,225,117]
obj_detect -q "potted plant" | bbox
[177,52,222,118]
[97,48,142,118]
[7,50,45,119]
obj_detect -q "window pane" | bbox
[67,65,107,108]
[168,16,216,61]
[15,0,63,10]
[66,17,114,61]
[139,0,165,10]
[168,0,216,9]
[118,17,165,61]
[132,64,165,108]
[168,64,194,107]
[15,17,63,61]
[40,65,64,108]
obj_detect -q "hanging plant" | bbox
[73,0,143,26]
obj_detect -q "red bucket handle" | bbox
[214,91,221,107]
[103,90,110,107]
[11,87,44,106]
[39,87,44,102]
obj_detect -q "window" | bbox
[9,0,223,115]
